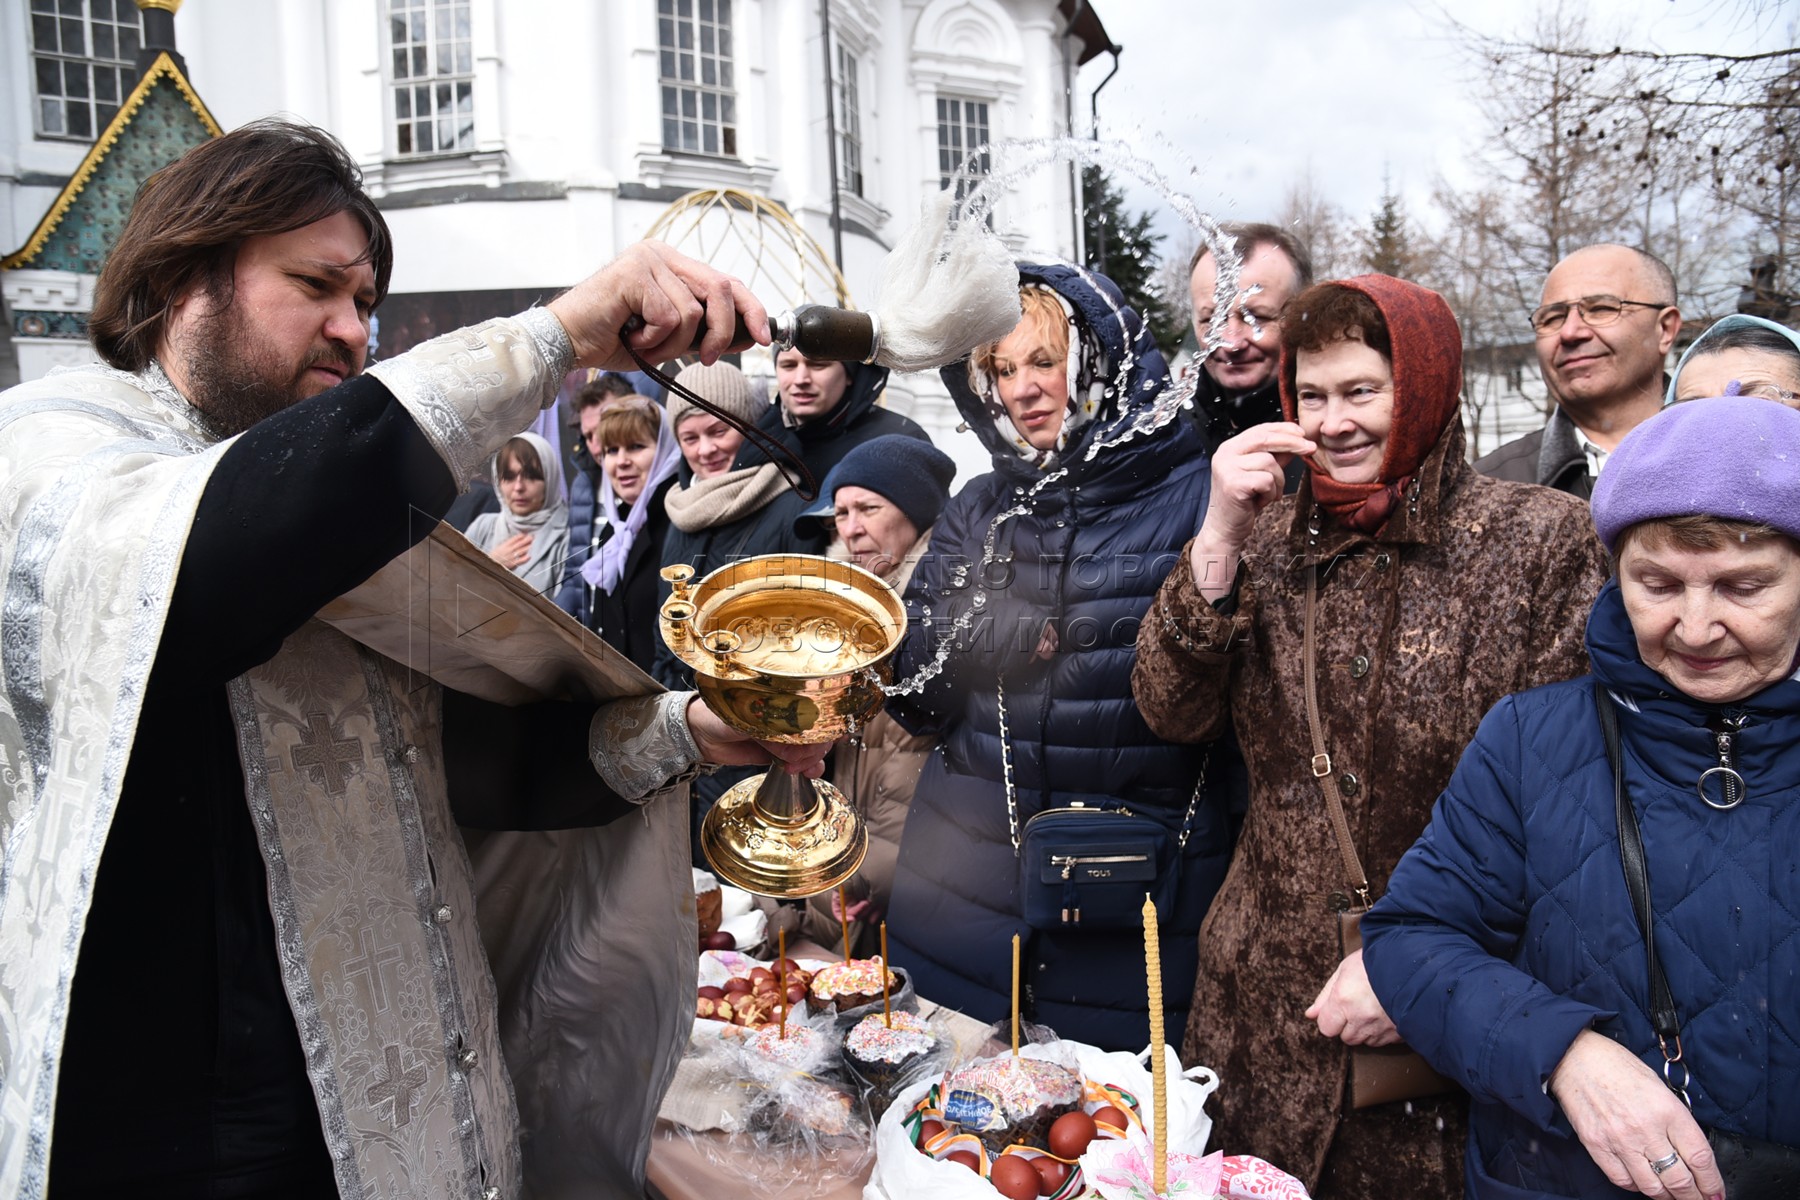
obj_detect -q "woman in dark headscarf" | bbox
[884,261,1236,1054]
[1132,276,1609,1196]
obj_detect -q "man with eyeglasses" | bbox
[1187,223,1314,490]
[1475,244,1682,497]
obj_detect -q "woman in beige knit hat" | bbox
[655,359,831,864]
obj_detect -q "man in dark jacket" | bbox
[1187,223,1312,492]
[1474,243,1681,497]
[757,348,929,482]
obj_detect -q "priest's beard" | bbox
[180,304,360,438]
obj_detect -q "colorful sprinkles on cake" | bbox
[747,1022,828,1069]
[808,956,893,1001]
[846,1010,934,1064]
[943,1055,1082,1122]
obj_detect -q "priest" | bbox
[0,118,814,1200]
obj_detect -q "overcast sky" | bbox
[1072,0,1792,256]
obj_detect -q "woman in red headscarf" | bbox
[1132,277,1609,1196]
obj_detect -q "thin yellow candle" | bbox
[838,884,853,961]
[778,926,788,1040]
[1142,894,1167,1194]
[880,921,892,1028]
[1010,933,1021,1057]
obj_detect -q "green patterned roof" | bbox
[3,52,219,272]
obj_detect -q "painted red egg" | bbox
[990,1155,1040,1200]
[1046,1110,1096,1159]
[1092,1105,1128,1132]
[701,930,736,951]
[1032,1156,1071,1195]
[947,1150,981,1172]
[918,1118,945,1147]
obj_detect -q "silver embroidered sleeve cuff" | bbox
[366,306,575,491]
[589,691,708,802]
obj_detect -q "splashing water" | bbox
[883,135,1249,698]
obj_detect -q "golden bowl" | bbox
[659,554,906,745]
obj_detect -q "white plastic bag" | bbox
[862,1042,1219,1200]
[1067,1042,1219,1157]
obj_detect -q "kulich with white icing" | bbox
[746,1022,830,1071]
[844,1010,935,1065]
[807,957,896,1010]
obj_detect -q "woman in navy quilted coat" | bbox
[1364,395,1800,1199]
[883,262,1237,1053]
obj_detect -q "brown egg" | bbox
[776,957,802,974]
[701,930,736,951]
[1046,1111,1096,1160]
[723,976,753,994]
[918,1119,945,1147]
[947,1150,981,1172]
[1032,1157,1071,1195]
[786,983,807,1004]
[697,986,725,1001]
[990,1155,1040,1200]
[713,999,734,1022]
[1092,1105,1128,1132]
[749,967,775,986]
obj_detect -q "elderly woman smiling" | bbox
[1132,275,1608,1197]
[1363,395,1800,1199]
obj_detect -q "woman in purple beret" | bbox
[1362,394,1800,1199]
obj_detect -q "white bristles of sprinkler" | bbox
[869,191,1022,374]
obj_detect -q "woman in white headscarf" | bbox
[465,431,571,596]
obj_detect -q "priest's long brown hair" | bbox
[89,118,393,372]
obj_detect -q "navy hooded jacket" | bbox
[1364,579,1800,1197]
[883,261,1236,1052]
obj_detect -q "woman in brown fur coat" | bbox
[1131,275,1608,1197]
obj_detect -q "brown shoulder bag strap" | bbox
[1303,563,1372,908]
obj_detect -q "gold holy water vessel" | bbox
[660,554,906,897]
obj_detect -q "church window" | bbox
[936,95,990,202]
[389,0,475,157]
[659,0,737,158]
[837,44,863,198]
[28,0,142,142]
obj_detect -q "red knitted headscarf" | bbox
[1278,275,1462,533]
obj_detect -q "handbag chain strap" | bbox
[999,677,1209,858]
[1594,682,1693,1106]
[1302,564,1372,909]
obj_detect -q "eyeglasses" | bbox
[1529,295,1672,336]
[1737,383,1800,406]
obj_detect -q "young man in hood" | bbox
[762,345,931,480]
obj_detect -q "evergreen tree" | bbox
[1361,175,1418,277]
[1081,166,1185,357]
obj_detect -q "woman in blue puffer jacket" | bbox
[1363,395,1800,1199]
[883,261,1238,1052]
